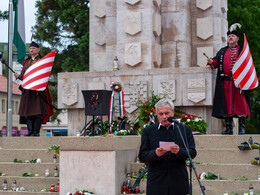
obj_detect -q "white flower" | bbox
[176,119,181,123]
[187,119,191,122]
[194,118,199,122]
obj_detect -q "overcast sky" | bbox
[0,0,37,43]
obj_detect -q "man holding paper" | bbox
[139,98,196,195]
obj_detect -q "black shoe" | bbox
[221,129,233,134]
[222,117,233,135]
[25,117,34,136]
[239,117,246,135]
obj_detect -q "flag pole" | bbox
[7,0,14,137]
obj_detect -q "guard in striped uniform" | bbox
[206,23,251,135]
[14,42,53,136]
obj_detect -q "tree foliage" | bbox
[32,0,90,73]
[228,0,260,134]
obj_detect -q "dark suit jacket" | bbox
[139,123,197,195]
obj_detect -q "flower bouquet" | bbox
[179,114,207,134]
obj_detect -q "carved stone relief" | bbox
[124,0,141,5]
[125,12,142,35]
[153,0,161,8]
[158,80,175,101]
[187,79,206,103]
[196,0,212,11]
[93,0,106,18]
[153,11,161,37]
[94,24,106,46]
[125,42,142,66]
[153,43,161,67]
[62,83,78,106]
[196,17,213,40]
[123,81,148,113]
[197,47,213,67]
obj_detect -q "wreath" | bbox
[115,119,134,135]
[80,117,103,136]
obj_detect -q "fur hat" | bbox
[227,23,242,37]
[29,41,40,48]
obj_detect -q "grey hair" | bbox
[155,98,174,112]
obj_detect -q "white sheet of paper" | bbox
[159,141,175,151]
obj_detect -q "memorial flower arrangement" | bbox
[136,92,161,135]
[179,114,207,134]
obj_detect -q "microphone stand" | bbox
[175,122,206,195]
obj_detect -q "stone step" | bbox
[130,163,260,180]
[194,135,260,150]
[133,179,260,195]
[0,163,59,177]
[194,149,259,164]
[2,135,258,151]
[0,192,58,195]
[0,136,142,151]
[0,177,59,192]
[0,149,55,163]
[0,137,64,150]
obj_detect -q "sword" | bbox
[203,53,217,67]
[203,53,209,59]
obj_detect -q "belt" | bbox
[221,74,233,81]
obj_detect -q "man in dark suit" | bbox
[139,98,197,195]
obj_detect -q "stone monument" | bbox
[58,0,231,135]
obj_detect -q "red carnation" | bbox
[186,115,191,119]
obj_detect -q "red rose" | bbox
[180,115,185,119]
[144,103,147,106]
[191,115,197,118]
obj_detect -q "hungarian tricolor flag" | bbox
[22,50,56,91]
[232,34,259,90]
[13,0,26,65]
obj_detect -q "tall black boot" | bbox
[222,117,233,135]
[25,117,34,136]
[32,115,43,136]
[239,117,246,135]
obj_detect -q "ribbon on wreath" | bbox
[80,116,100,136]
[109,81,125,133]
[143,112,157,128]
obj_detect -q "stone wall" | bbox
[58,0,234,135]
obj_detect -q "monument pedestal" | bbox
[60,136,140,195]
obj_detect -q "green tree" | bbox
[228,0,260,134]
[32,0,90,73]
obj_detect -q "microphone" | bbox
[167,117,181,123]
